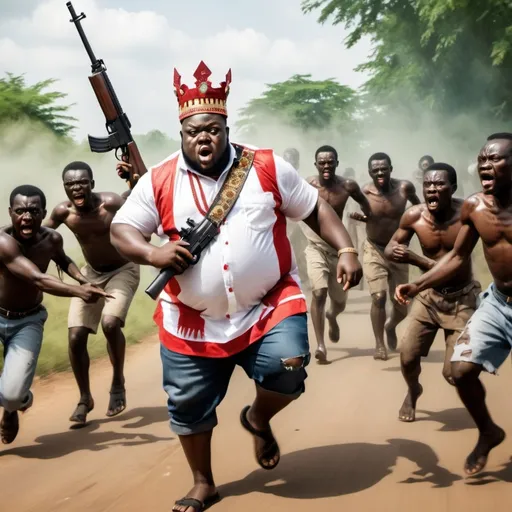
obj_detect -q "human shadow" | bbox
[414,408,474,432]
[0,407,172,460]
[218,438,461,500]
[318,347,399,365]
[96,406,170,429]
[466,457,512,485]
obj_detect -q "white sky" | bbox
[0,0,372,141]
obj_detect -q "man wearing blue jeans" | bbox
[111,61,362,512]
[0,185,110,444]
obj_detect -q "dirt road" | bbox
[2,290,512,511]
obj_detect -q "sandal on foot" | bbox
[240,405,280,470]
[173,492,220,511]
[70,399,94,427]
[1,411,19,445]
[314,349,329,365]
[106,388,126,417]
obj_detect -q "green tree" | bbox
[0,73,76,137]
[237,74,358,137]
[302,0,512,122]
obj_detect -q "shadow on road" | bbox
[218,438,461,500]
[415,408,474,432]
[322,346,399,365]
[0,407,172,460]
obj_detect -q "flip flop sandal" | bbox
[240,405,280,470]
[70,400,94,426]
[106,389,126,417]
[173,492,220,511]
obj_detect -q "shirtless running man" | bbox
[46,161,140,426]
[0,185,108,443]
[396,133,512,475]
[351,152,420,361]
[385,163,480,422]
[300,145,371,363]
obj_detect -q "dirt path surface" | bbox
[2,290,512,511]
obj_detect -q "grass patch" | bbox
[36,265,158,377]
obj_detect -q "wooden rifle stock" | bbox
[67,2,147,190]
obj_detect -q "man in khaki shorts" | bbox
[351,152,420,360]
[385,163,480,422]
[302,145,371,363]
[46,161,140,426]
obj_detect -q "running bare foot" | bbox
[385,322,398,351]
[373,345,388,361]
[69,396,94,428]
[398,384,423,422]
[172,483,220,512]
[464,425,506,475]
[106,387,126,417]
[315,347,329,364]
[326,311,340,343]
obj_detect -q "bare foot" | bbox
[106,387,126,417]
[385,322,398,351]
[1,410,19,444]
[326,312,340,343]
[373,345,388,361]
[70,396,94,428]
[172,483,220,512]
[315,347,329,364]
[398,384,423,422]
[464,425,506,475]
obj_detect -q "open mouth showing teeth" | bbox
[427,198,439,207]
[21,226,33,235]
[74,194,85,205]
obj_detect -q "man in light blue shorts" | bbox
[395,133,512,476]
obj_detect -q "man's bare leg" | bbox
[451,361,506,475]
[385,301,407,352]
[326,298,346,343]
[370,291,388,360]
[102,315,126,417]
[173,431,218,512]
[68,327,94,425]
[244,378,299,467]
[399,353,423,422]
[311,288,329,363]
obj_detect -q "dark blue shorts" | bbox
[160,313,310,435]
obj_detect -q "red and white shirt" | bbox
[112,143,318,357]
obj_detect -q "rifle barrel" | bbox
[66,2,101,70]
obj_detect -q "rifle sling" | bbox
[203,144,255,228]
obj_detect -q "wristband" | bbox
[338,247,358,257]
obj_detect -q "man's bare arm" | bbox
[384,206,436,271]
[346,179,372,218]
[44,203,69,229]
[303,197,355,251]
[50,231,89,284]
[0,234,105,299]
[413,199,480,292]
[404,180,421,205]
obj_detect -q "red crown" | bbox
[173,61,232,121]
